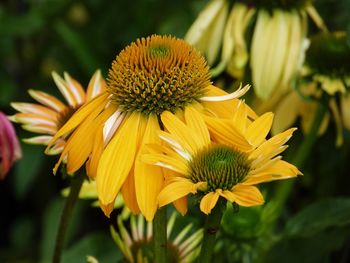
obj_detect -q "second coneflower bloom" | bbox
[143,104,301,214]
[10,70,105,155]
[48,35,250,221]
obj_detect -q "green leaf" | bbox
[286,198,350,237]
[265,226,350,263]
[13,143,45,199]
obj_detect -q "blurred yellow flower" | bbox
[185,0,229,66]
[111,212,203,263]
[272,31,350,145]
[48,35,251,221]
[143,105,300,215]
[10,70,105,155]
[186,0,316,100]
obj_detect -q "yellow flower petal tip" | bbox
[100,201,115,218]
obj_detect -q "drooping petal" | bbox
[121,171,141,214]
[158,178,197,207]
[96,112,141,216]
[229,184,264,206]
[47,92,108,148]
[135,115,164,221]
[199,191,220,214]
[200,84,250,102]
[173,196,188,216]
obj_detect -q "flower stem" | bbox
[197,201,225,263]
[153,206,167,263]
[53,172,84,263]
[274,101,327,210]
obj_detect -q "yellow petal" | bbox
[86,70,106,101]
[184,106,210,148]
[246,112,274,147]
[201,85,237,118]
[11,102,59,119]
[158,178,196,208]
[199,191,220,215]
[52,72,81,106]
[121,171,140,214]
[249,128,296,160]
[28,89,66,112]
[161,111,201,154]
[244,159,300,185]
[231,100,248,135]
[51,100,111,174]
[142,153,188,174]
[48,92,108,148]
[85,106,116,178]
[230,184,264,206]
[135,116,164,221]
[173,196,188,216]
[272,91,300,135]
[204,116,252,152]
[64,72,86,105]
[96,112,141,213]
[100,201,115,218]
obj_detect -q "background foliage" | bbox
[0,0,350,262]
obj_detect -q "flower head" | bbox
[10,70,105,155]
[111,212,202,263]
[143,104,300,214]
[48,35,250,221]
[0,112,21,179]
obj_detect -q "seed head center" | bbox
[107,35,211,115]
[188,145,251,192]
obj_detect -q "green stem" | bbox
[53,172,84,263]
[197,202,225,263]
[153,207,167,263]
[273,101,327,210]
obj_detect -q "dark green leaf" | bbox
[286,198,350,237]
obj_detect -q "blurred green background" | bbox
[1,0,350,262]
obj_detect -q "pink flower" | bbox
[0,112,22,179]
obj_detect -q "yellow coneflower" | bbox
[47,35,251,221]
[143,105,300,214]
[111,212,203,263]
[10,70,105,155]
